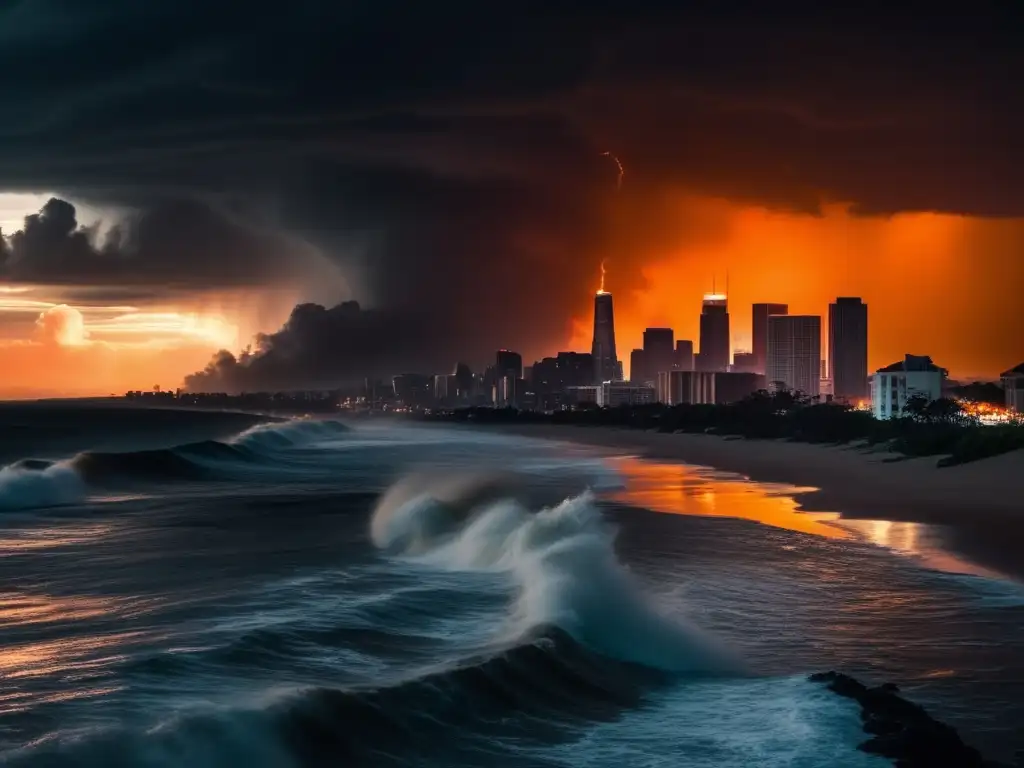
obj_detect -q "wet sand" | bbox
[487,424,1024,581]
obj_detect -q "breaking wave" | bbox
[8,471,742,768]
[371,471,740,674]
[0,459,85,511]
[0,419,351,511]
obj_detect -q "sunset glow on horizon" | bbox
[0,284,296,398]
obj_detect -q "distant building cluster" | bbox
[612,291,871,409]
[356,288,876,413]
[132,281,1024,422]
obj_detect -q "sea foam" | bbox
[0,460,85,511]
[0,418,351,512]
[371,471,740,674]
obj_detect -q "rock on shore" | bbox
[810,671,1008,767]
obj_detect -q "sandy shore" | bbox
[486,424,1024,579]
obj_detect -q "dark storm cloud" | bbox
[0,197,330,292]
[183,300,435,392]
[1,2,1022,385]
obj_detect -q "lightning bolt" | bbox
[596,152,622,294]
[601,151,624,190]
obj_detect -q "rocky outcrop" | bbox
[809,671,1008,767]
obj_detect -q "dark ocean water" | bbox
[0,405,1022,767]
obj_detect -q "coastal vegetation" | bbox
[424,392,1024,467]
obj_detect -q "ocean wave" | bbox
[0,459,85,511]
[0,419,351,512]
[11,625,665,768]
[231,419,350,451]
[371,472,741,674]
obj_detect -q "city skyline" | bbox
[0,7,1023,397]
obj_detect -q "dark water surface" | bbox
[0,407,1021,766]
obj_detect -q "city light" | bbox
[956,399,1019,425]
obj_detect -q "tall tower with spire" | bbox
[591,285,620,384]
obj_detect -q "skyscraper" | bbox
[557,351,594,387]
[530,352,594,411]
[767,315,821,397]
[697,294,730,372]
[453,362,473,400]
[752,303,788,374]
[675,340,695,371]
[829,297,869,402]
[591,290,620,383]
[495,349,523,380]
[494,349,523,407]
[642,327,674,382]
[629,348,647,384]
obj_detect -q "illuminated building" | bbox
[601,381,655,407]
[658,371,715,405]
[675,340,694,371]
[871,355,946,420]
[591,290,620,383]
[829,297,869,402]
[752,303,788,374]
[698,293,731,372]
[658,371,761,405]
[1000,363,1024,413]
[642,327,675,384]
[490,350,523,407]
[767,315,821,397]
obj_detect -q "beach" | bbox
[484,424,1024,580]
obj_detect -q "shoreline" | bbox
[479,424,1024,582]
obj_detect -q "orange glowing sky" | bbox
[569,196,1024,380]
[2,190,1023,398]
[0,192,349,399]
[0,285,302,399]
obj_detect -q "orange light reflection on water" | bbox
[0,592,122,627]
[0,522,116,554]
[608,456,1005,581]
[841,519,1005,580]
[0,629,142,681]
[607,456,849,539]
